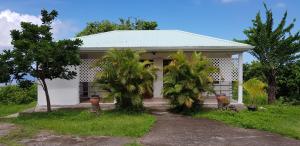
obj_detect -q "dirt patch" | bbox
[140,113,300,146]
[0,123,16,137]
[21,131,133,146]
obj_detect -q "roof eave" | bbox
[79,46,253,52]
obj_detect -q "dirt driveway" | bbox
[140,113,300,146]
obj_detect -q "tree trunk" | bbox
[267,70,277,104]
[41,79,51,112]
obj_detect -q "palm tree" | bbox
[163,51,217,111]
[94,49,157,111]
[240,4,300,103]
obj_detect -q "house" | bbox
[37,30,253,106]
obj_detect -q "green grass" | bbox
[194,105,300,139]
[0,102,36,117]
[10,109,156,137]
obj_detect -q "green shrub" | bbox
[0,84,37,104]
[163,51,217,112]
[243,78,267,105]
[94,49,157,112]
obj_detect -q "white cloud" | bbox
[0,9,78,50]
[275,2,286,8]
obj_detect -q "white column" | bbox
[153,58,163,98]
[238,52,243,104]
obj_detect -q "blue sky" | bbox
[0,0,299,62]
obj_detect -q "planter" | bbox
[90,95,101,113]
[247,105,257,111]
[216,94,230,108]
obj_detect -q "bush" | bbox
[243,78,267,105]
[94,49,157,112]
[0,84,37,104]
[163,51,217,112]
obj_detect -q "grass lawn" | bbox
[9,109,156,137]
[194,105,300,139]
[0,102,36,117]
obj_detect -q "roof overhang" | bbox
[79,46,253,53]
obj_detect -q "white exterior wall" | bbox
[37,67,80,106]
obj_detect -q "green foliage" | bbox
[77,18,158,37]
[239,3,300,103]
[94,49,157,111]
[163,51,217,112]
[195,105,300,139]
[243,61,265,82]
[244,58,300,104]
[277,60,300,104]
[0,85,37,104]
[0,9,82,112]
[232,81,267,105]
[0,53,11,83]
[243,78,267,105]
[11,109,156,137]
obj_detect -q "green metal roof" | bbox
[76,30,253,52]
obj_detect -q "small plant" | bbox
[243,78,267,111]
[94,49,157,112]
[163,51,217,112]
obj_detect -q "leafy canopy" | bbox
[0,9,82,112]
[77,18,158,37]
[163,51,217,111]
[94,49,157,111]
[6,9,82,81]
[242,4,300,68]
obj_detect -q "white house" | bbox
[37,30,253,106]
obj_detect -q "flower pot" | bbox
[247,105,257,111]
[216,94,229,108]
[90,95,101,113]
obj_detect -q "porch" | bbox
[78,51,244,105]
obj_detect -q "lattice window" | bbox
[80,58,239,82]
[209,58,238,81]
[80,59,102,82]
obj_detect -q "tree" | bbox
[77,18,158,37]
[0,9,82,112]
[94,49,157,111]
[163,51,217,112]
[240,4,300,103]
[0,52,11,84]
[243,61,265,82]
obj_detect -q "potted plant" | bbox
[243,78,267,111]
[216,93,230,109]
[90,94,101,113]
